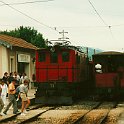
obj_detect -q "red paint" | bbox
[95,73,118,87]
[35,47,87,83]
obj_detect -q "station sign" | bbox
[18,54,30,63]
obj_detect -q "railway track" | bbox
[27,101,101,124]
[0,101,124,124]
[65,101,123,124]
[76,102,117,124]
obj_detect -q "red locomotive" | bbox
[93,51,124,97]
[34,42,91,104]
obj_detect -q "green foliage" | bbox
[0,26,46,48]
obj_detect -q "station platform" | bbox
[0,88,36,121]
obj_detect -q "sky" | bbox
[0,0,124,51]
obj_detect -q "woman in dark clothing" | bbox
[8,72,14,84]
[2,72,9,85]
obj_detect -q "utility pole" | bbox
[58,30,69,41]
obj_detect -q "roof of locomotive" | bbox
[37,40,85,53]
[93,51,124,56]
[37,45,85,53]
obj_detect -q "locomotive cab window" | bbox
[62,51,69,62]
[50,52,58,63]
[38,51,46,62]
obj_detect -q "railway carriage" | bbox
[92,51,124,96]
[34,43,91,104]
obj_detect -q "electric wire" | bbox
[1,0,124,28]
[0,1,59,32]
[108,26,116,42]
[0,0,54,6]
[55,25,108,29]
[88,0,116,42]
[88,0,108,27]
[111,24,124,27]
[0,0,122,44]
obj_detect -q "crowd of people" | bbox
[0,72,30,116]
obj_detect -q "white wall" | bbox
[0,46,2,77]
[1,46,8,76]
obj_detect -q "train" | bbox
[34,41,124,104]
[34,41,92,104]
[92,51,124,98]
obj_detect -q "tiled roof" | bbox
[0,34,38,50]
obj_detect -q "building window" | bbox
[62,51,69,62]
[50,52,58,63]
[10,58,14,72]
[38,51,46,62]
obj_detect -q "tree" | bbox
[0,26,46,48]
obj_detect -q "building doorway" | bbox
[10,57,15,73]
[18,62,29,77]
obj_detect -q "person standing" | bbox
[8,72,14,84]
[20,79,30,116]
[2,72,9,85]
[0,82,4,116]
[20,73,28,84]
[13,72,20,86]
[3,79,19,115]
[0,80,7,107]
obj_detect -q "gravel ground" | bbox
[27,101,100,124]
[104,108,124,124]
[80,109,109,124]
[2,101,124,124]
[55,101,99,110]
[37,110,88,124]
[98,102,116,109]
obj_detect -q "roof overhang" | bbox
[0,40,12,49]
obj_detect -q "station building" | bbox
[0,34,38,81]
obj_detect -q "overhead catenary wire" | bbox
[87,0,117,42]
[0,0,54,6]
[111,24,124,27]
[0,0,123,29]
[0,0,122,46]
[88,0,108,27]
[0,1,59,33]
[0,24,123,30]
[108,26,116,42]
